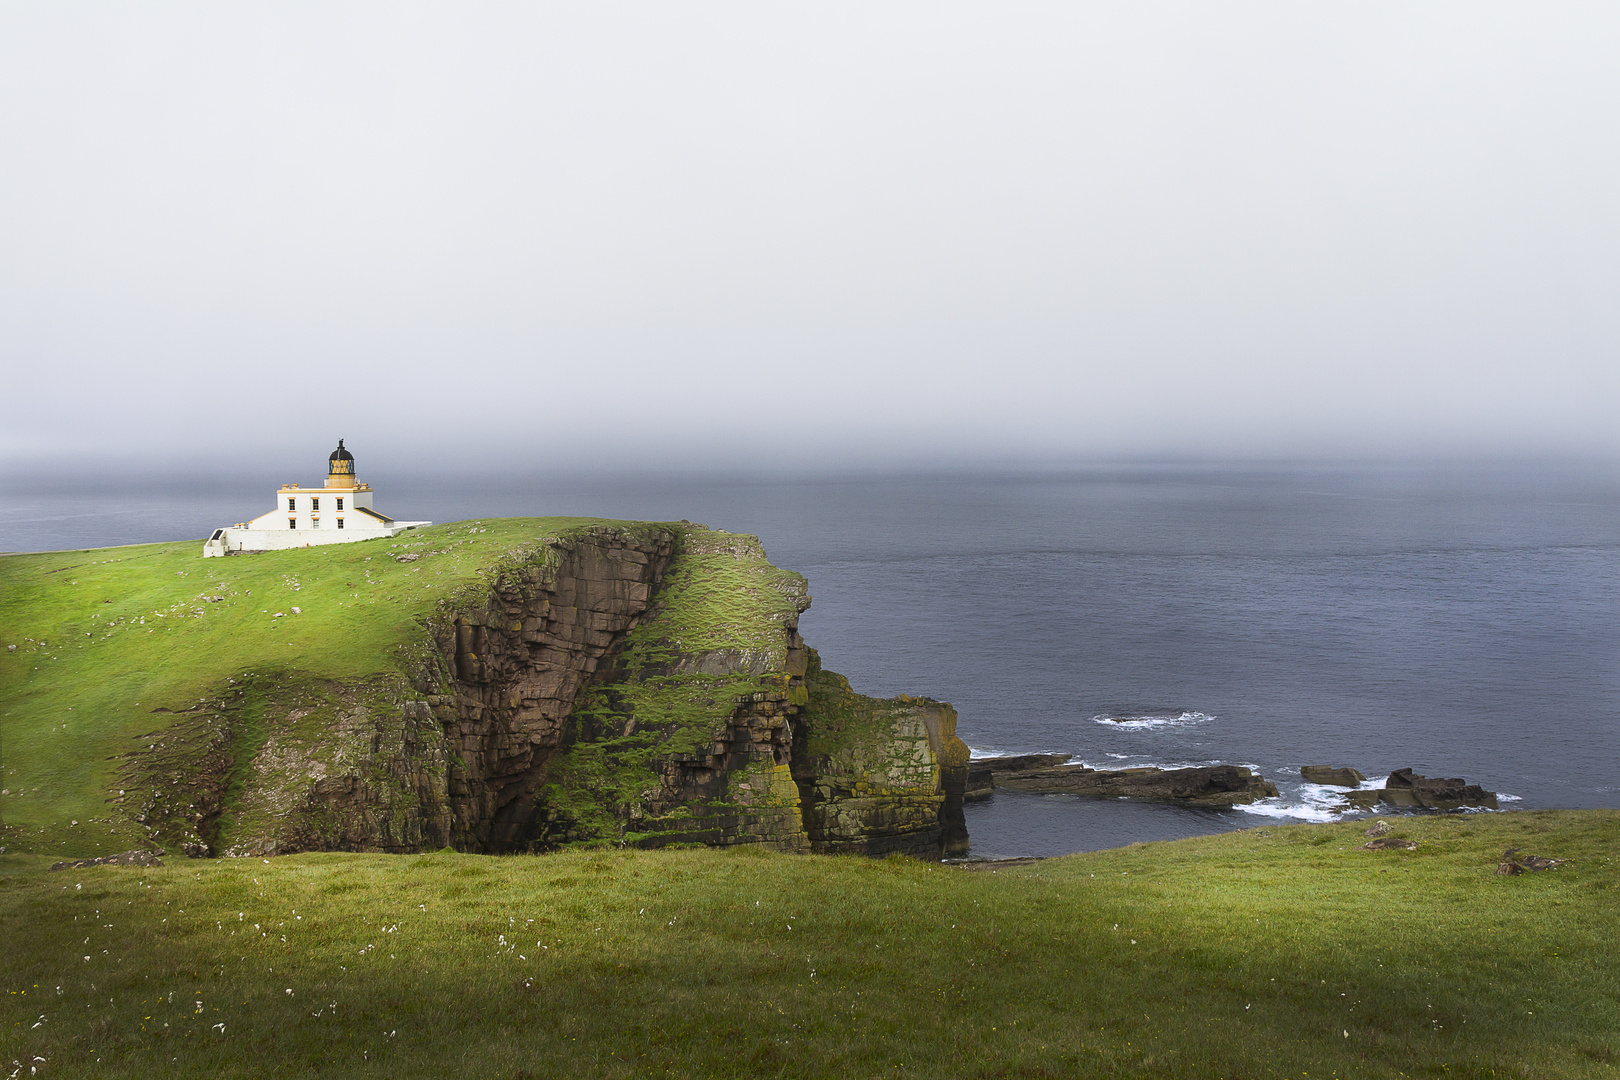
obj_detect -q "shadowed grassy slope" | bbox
[2,810,1616,1078]
[0,519,656,857]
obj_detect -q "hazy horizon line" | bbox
[6,449,1618,497]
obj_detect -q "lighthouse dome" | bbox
[326,439,357,487]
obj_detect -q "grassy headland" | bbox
[0,518,774,857]
[3,810,1616,1078]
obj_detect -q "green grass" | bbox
[0,519,667,857]
[3,810,1616,1078]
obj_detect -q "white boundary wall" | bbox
[204,520,430,555]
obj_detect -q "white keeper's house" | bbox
[203,440,430,556]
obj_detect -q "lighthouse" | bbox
[202,441,430,556]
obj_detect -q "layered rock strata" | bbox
[792,655,969,856]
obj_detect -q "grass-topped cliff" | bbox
[0,518,966,860]
[0,518,621,856]
[1,810,1615,1078]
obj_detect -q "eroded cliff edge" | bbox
[123,522,968,859]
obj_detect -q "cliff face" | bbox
[792,656,969,856]
[149,522,967,859]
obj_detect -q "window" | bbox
[337,518,345,529]
[336,498,343,511]
[288,498,296,512]
[288,518,297,529]
[312,498,319,512]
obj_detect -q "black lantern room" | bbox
[326,439,356,486]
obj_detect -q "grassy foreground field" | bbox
[4,810,1616,1079]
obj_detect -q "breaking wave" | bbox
[964,746,1077,762]
[1091,711,1213,730]
[1238,781,1379,823]
[1072,757,1259,773]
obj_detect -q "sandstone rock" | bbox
[1301,765,1366,787]
[1377,768,1497,810]
[1364,819,1392,837]
[995,764,1278,806]
[1342,790,1380,810]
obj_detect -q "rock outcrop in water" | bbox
[1376,768,1498,810]
[123,522,969,859]
[972,761,1278,806]
[965,754,1070,801]
[1329,768,1498,812]
[1301,765,1366,787]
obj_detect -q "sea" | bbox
[5,463,1618,858]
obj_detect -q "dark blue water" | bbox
[6,464,1618,857]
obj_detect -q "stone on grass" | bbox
[1362,837,1417,851]
[50,849,164,870]
[1496,848,1566,875]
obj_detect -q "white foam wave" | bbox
[1237,800,1341,823]
[1242,774,1519,823]
[1237,777,1386,823]
[1072,758,1260,773]
[1091,711,1213,730]
[1498,792,1522,802]
[965,747,1077,762]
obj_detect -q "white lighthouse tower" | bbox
[202,441,430,556]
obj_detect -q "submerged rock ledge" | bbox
[969,760,1278,806]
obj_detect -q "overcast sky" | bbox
[3,3,1617,474]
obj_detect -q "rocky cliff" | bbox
[119,521,968,859]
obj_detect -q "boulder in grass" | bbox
[50,849,164,871]
[1496,848,1567,875]
[1364,819,1393,837]
[1362,837,1417,851]
[1301,765,1367,787]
